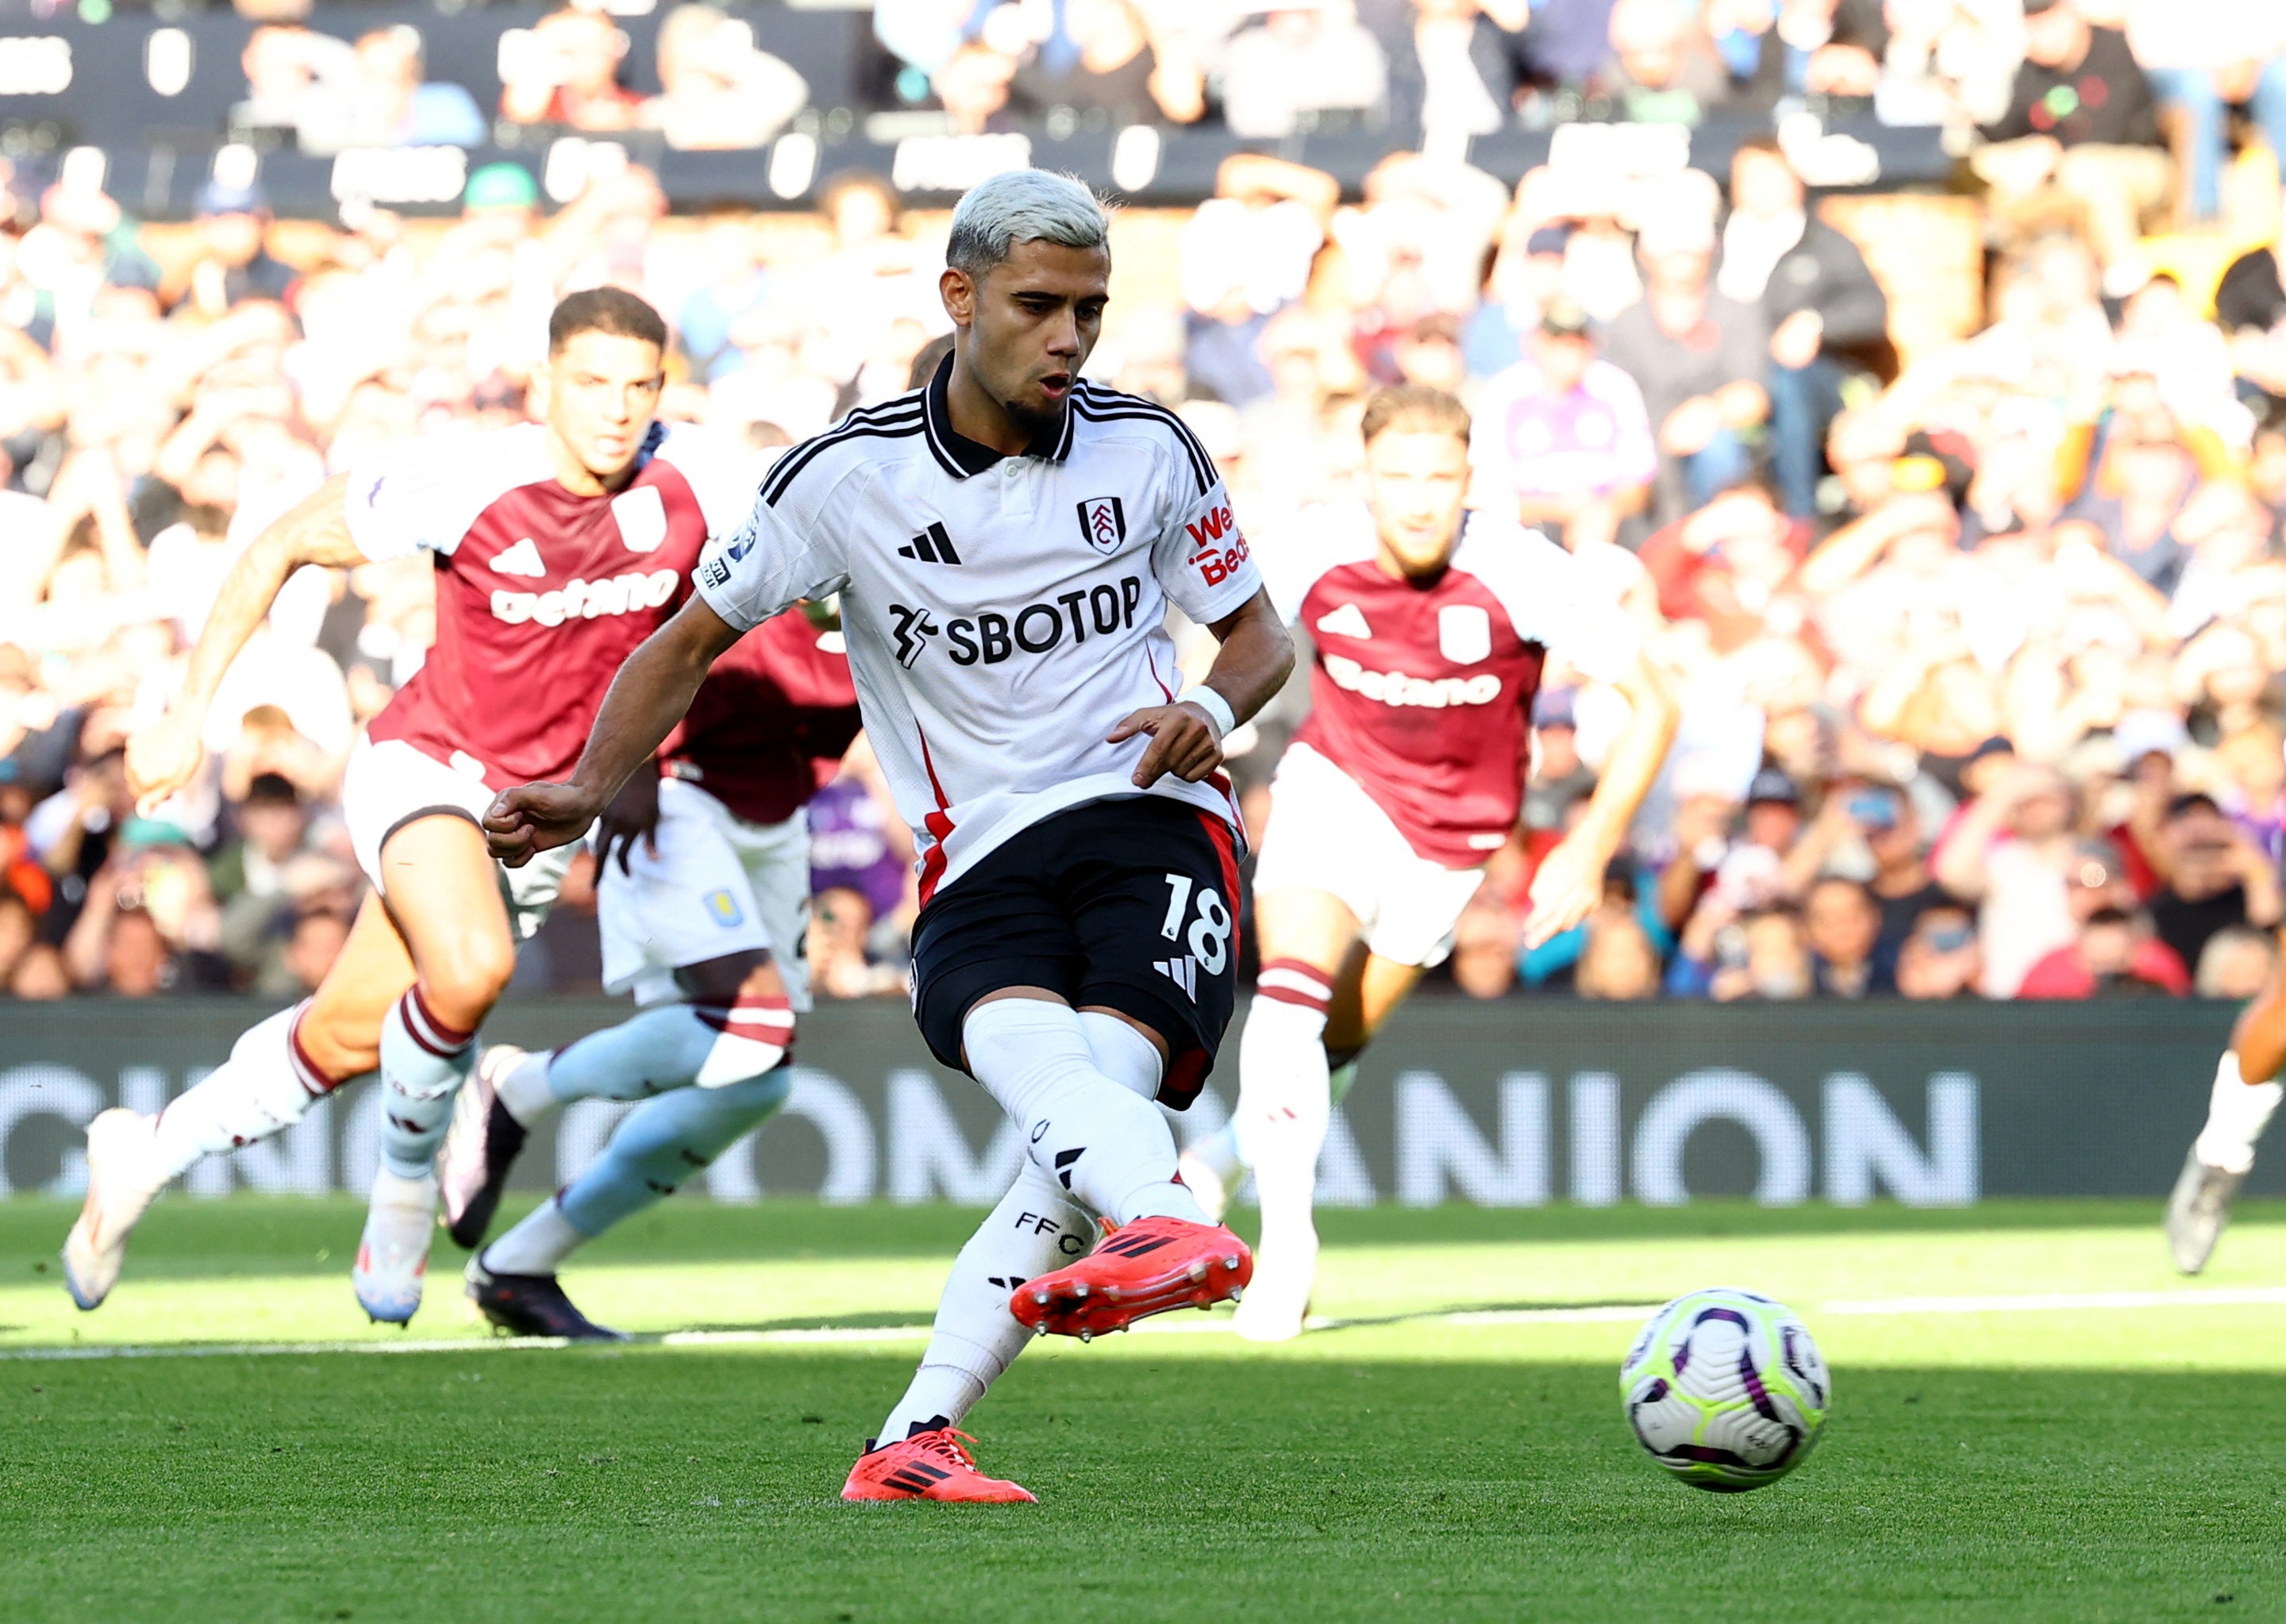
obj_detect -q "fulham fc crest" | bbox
[1076,496,1126,554]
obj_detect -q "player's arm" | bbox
[1110,586,1294,789]
[484,593,746,867]
[1522,647,1680,949]
[126,472,364,814]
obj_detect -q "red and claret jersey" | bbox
[342,421,764,790]
[664,610,863,825]
[1272,510,1641,868]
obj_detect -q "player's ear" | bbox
[940,267,975,330]
[529,355,553,417]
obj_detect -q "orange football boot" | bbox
[1009,1214,1253,1340]
[841,1428,1037,1503]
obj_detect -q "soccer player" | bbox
[439,602,861,1337]
[487,170,1326,1503]
[1178,385,1680,1341]
[62,289,774,1324]
[2166,927,2286,1272]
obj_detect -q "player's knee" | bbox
[420,933,518,1026]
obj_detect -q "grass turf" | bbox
[2,1198,2283,1622]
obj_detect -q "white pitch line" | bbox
[1818,1286,2286,1316]
[11,1285,2286,1361]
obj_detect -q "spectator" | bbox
[643,6,810,150]
[1974,0,2168,271]
[175,180,297,317]
[1933,764,2091,997]
[2126,1,2286,225]
[1703,903,1815,1000]
[1009,0,1205,126]
[2017,904,2188,998]
[1749,0,1887,104]
[2148,792,2284,973]
[1601,189,1771,523]
[1220,2,1390,139]
[1595,0,1729,124]
[1719,137,1890,518]
[1468,295,1657,552]
[1180,158,1338,408]
[1804,874,1892,995]
[1576,905,1664,999]
[343,26,487,150]
[1895,902,1985,999]
[2196,924,2279,1001]
[500,7,645,132]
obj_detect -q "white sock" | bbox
[543,998,795,1110]
[482,1199,587,1276]
[152,1001,356,1180]
[1077,1010,1164,1099]
[378,987,477,1179]
[878,1160,1094,1445]
[2196,1050,2284,1175]
[1232,969,1333,1259]
[495,1049,557,1127]
[962,999,1206,1226]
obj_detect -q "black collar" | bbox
[922,352,1076,477]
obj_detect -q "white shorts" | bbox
[341,736,573,942]
[1250,742,1487,969]
[596,775,814,1010]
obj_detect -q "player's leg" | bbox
[468,1060,794,1340]
[62,891,410,1310]
[354,812,520,1322]
[443,783,796,1245]
[2168,929,2286,1272]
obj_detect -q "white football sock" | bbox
[962,999,1205,1226]
[1231,971,1333,1260]
[1191,1054,1361,1189]
[878,1160,1094,1445]
[2196,1050,2284,1175]
[543,998,795,1110]
[481,1199,586,1277]
[494,1049,558,1127]
[152,1001,357,1180]
[378,987,477,1179]
[1077,1009,1164,1099]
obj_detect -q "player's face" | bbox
[1363,428,1469,578]
[949,238,1110,432]
[540,329,667,483]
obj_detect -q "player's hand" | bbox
[125,710,206,817]
[1522,834,1611,950]
[595,768,662,876]
[483,781,602,869]
[1108,702,1225,788]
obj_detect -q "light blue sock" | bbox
[379,987,475,1179]
[544,998,795,1105]
[555,1069,793,1238]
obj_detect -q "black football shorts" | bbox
[909,795,1243,1108]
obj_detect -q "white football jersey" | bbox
[697,366,1263,902]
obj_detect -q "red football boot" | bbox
[841,1429,1037,1503]
[1009,1214,1253,1340]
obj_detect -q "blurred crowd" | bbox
[205,0,2286,157]
[5,0,2286,1007]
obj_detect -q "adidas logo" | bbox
[1153,956,1198,1001]
[897,521,963,566]
[488,537,547,578]
[1314,602,1371,639]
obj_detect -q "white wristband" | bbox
[1179,686,1236,741]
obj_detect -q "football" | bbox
[1620,1287,1830,1492]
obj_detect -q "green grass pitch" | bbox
[3,1196,2284,1622]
